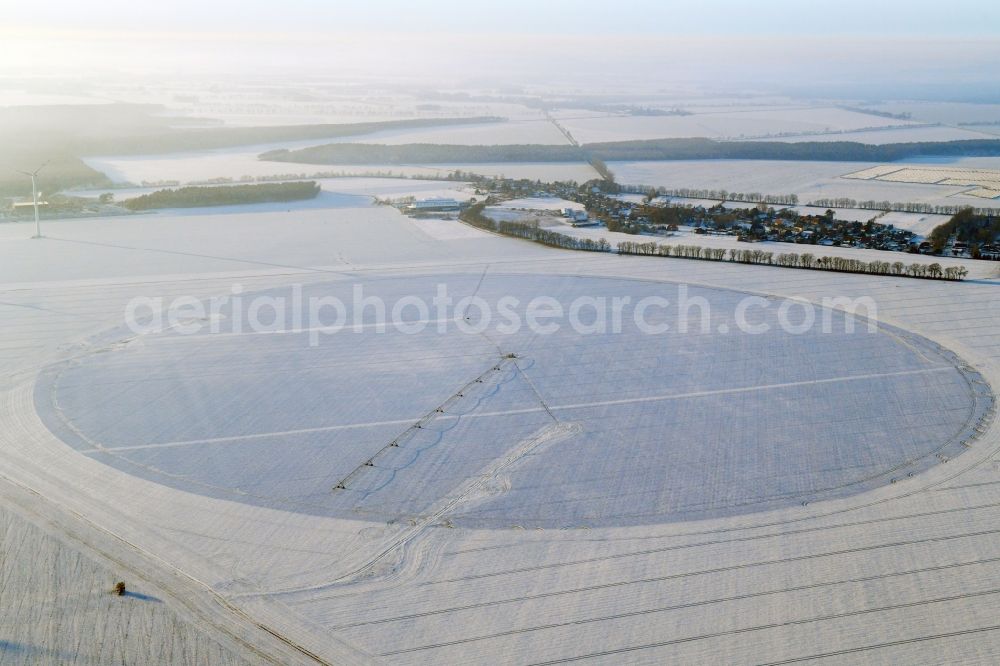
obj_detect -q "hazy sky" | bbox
[3,1,999,93]
[7,0,999,36]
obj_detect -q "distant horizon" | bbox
[6,0,1000,36]
[2,0,999,95]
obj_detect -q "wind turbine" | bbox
[17,161,48,239]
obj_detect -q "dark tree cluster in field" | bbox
[928,208,1000,257]
[588,157,616,184]
[263,143,587,165]
[587,138,1000,163]
[838,106,913,120]
[122,181,321,210]
[263,137,1000,166]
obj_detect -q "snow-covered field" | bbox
[843,164,1000,201]
[121,84,543,128]
[84,150,599,188]
[322,118,570,146]
[558,106,923,143]
[611,159,1000,210]
[82,135,497,185]
[612,159,876,192]
[866,101,1000,125]
[38,270,987,527]
[3,152,1000,664]
[85,146,363,185]
[0,493,283,665]
[878,211,951,235]
[747,124,997,144]
[0,205,529,288]
[0,89,110,106]
[2,197,1000,663]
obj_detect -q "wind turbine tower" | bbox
[18,162,47,239]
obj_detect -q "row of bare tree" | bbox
[616,241,968,280]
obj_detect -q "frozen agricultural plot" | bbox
[7,5,1000,662]
[322,119,571,146]
[610,159,1000,210]
[2,201,1000,665]
[556,106,923,143]
[36,274,990,527]
[844,164,1000,199]
[746,125,997,144]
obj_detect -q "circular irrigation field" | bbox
[36,273,993,527]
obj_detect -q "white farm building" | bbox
[407,197,462,211]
